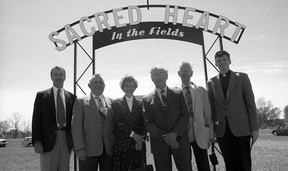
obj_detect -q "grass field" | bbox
[0,129,287,171]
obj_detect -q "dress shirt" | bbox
[219,70,231,100]
[91,93,107,115]
[53,86,66,127]
[127,95,135,137]
[156,86,167,104]
[125,96,133,112]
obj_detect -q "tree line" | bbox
[257,97,288,128]
[0,112,31,138]
[0,97,287,137]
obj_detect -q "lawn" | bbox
[0,129,287,171]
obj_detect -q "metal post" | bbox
[73,42,78,171]
[209,35,224,171]
[219,36,224,50]
[202,45,208,83]
[146,0,150,10]
[92,39,95,75]
[202,44,217,171]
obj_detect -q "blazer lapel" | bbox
[226,71,238,102]
[64,90,72,115]
[102,96,110,108]
[215,76,226,104]
[87,94,99,115]
[49,88,56,121]
[153,90,166,111]
[191,84,198,112]
[166,88,173,109]
[131,96,140,114]
[122,96,131,114]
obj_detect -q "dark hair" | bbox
[214,50,230,60]
[50,66,66,76]
[119,75,138,89]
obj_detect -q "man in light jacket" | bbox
[72,74,114,171]
[178,62,213,171]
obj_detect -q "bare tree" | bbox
[22,119,32,136]
[284,105,288,121]
[0,120,10,133]
[256,97,281,128]
[8,112,23,138]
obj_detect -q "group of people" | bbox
[32,50,259,171]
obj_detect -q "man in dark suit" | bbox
[72,74,114,171]
[142,66,192,171]
[207,50,259,171]
[32,66,77,171]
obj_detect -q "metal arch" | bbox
[70,4,228,170]
[53,4,245,49]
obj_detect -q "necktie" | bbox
[161,89,167,110]
[57,89,65,127]
[185,86,194,118]
[96,97,106,123]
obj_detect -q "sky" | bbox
[1,0,288,127]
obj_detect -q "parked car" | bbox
[22,136,33,147]
[0,133,8,147]
[271,123,288,136]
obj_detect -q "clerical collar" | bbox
[220,70,231,78]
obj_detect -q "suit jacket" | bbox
[142,87,190,154]
[179,83,213,149]
[32,87,76,152]
[111,96,146,153]
[207,71,258,138]
[71,94,114,156]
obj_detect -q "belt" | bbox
[55,127,67,131]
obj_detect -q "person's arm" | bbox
[207,80,216,139]
[32,92,43,151]
[202,88,214,139]
[250,131,259,147]
[75,149,87,161]
[242,74,259,145]
[104,102,115,141]
[71,99,86,152]
[242,74,259,132]
[34,141,43,153]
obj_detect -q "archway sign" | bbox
[48,4,246,91]
[48,4,246,170]
[49,4,245,51]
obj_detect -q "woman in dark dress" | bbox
[111,75,147,171]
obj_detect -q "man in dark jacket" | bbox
[32,66,76,171]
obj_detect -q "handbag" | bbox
[132,164,154,171]
[128,149,154,171]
